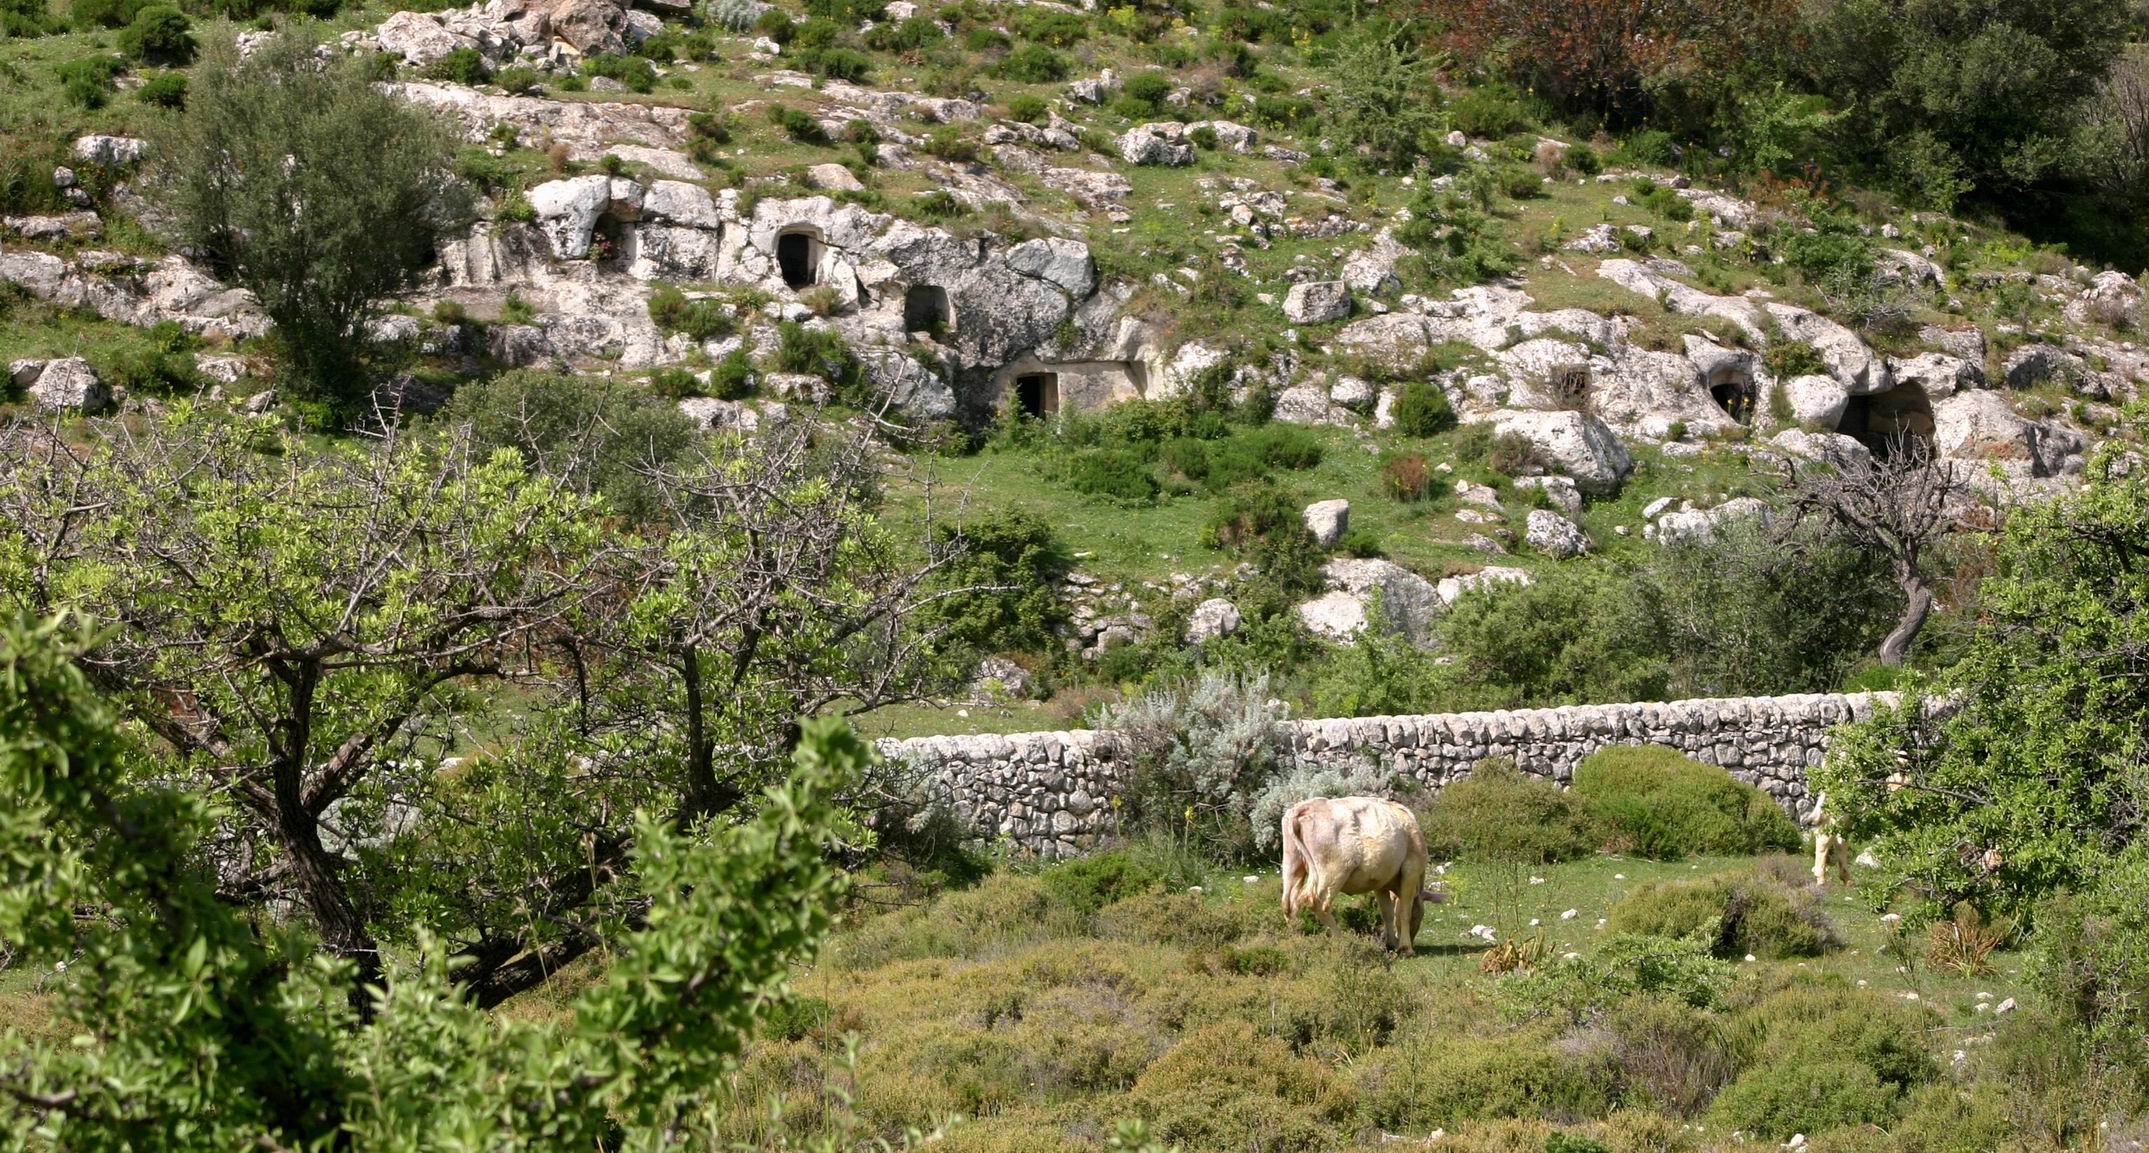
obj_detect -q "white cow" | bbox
[1811,790,1851,886]
[1280,796,1432,954]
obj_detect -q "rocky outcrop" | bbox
[1932,391,2085,479]
[0,250,267,340]
[1282,280,1351,324]
[1302,499,1349,548]
[1486,409,1634,494]
[880,693,1899,856]
[1296,558,1441,644]
[1118,122,1194,166]
[1525,509,1590,559]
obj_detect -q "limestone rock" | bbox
[1781,374,1849,430]
[971,655,1033,700]
[8,358,47,388]
[1525,509,1590,559]
[1768,429,1872,470]
[1932,391,2083,478]
[1004,236,1097,296]
[1487,409,1634,494]
[526,174,613,259]
[805,163,864,192]
[1303,499,1350,548]
[1118,123,1194,167]
[1435,566,1532,606]
[1653,497,1770,545]
[1920,325,1987,364]
[2003,344,2081,391]
[1282,280,1351,324]
[1888,352,1979,401]
[1299,557,1442,644]
[27,357,109,413]
[72,135,146,168]
[1340,229,1410,296]
[677,396,760,433]
[547,0,631,53]
[1766,303,1890,394]
[1186,598,1243,644]
[1271,383,1346,427]
[1514,475,1582,516]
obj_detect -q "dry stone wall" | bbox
[876,692,1896,859]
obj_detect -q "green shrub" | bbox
[423,45,487,84]
[1608,874,1838,959]
[647,284,733,341]
[1573,746,1799,859]
[921,509,1071,658]
[2025,846,2149,1080]
[1101,670,1291,864]
[809,47,871,81]
[1094,889,1255,950]
[580,52,655,92]
[70,0,142,29]
[1358,1029,1616,1130]
[1388,380,1456,437]
[759,995,833,1043]
[648,367,702,400]
[1620,130,1677,167]
[707,344,755,400]
[1130,1022,1357,1152]
[1040,851,1161,914]
[1708,1062,1899,1140]
[864,11,941,50]
[752,7,794,41]
[136,71,188,108]
[1203,482,1300,550]
[767,104,829,144]
[773,321,866,398]
[1189,125,1219,151]
[1500,936,1736,1026]
[1739,985,1937,1095]
[119,3,194,65]
[1764,340,1828,381]
[1449,85,1530,138]
[1421,759,1595,864]
[961,24,1007,51]
[1379,450,1442,501]
[2,0,54,35]
[995,42,1069,83]
[1011,7,1087,45]
[58,55,127,110]
[1006,93,1047,123]
[1600,994,1737,1117]
[1063,447,1158,503]
[921,124,977,162]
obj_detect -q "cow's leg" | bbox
[1375,888,1398,951]
[1831,838,1853,885]
[1312,893,1340,935]
[1813,832,1832,886]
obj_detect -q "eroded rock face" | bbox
[1283,280,1351,324]
[1766,303,1889,395]
[1781,374,1849,430]
[1487,409,1634,494]
[527,175,614,259]
[1298,558,1442,645]
[1889,352,1980,401]
[1932,391,2085,478]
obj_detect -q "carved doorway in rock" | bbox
[777,230,820,289]
[904,284,951,335]
[1016,372,1059,417]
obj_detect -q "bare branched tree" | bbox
[1780,436,1970,667]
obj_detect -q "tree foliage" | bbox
[158,33,473,408]
[1817,447,2149,923]
[0,610,864,1149]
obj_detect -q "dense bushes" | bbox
[1420,759,1596,864]
[1102,671,1291,864]
[1574,747,1800,859]
[922,509,1071,660]
[119,4,194,65]
[647,284,733,341]
[1608,872,1839,958]
[437,369,697,522]
[1388,380,1456,437]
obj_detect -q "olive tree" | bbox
[1816,446,2149,923]
[0,414,614,1002]
[0,612,867,1150]
[159,33,473,408]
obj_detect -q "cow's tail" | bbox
[1282,804,1320,919]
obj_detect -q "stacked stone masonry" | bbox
[876,692,1896,859]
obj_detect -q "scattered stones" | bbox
[1651,497,1771,545]
[72,135,146,168]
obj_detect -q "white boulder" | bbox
[1282,280,1351,324]
[1303,499,1350,548]
[1525,509,1590,559]
[1487,409,1634,494]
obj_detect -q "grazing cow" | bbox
[1811,790,1851,886]
[1281,796,1430,955]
